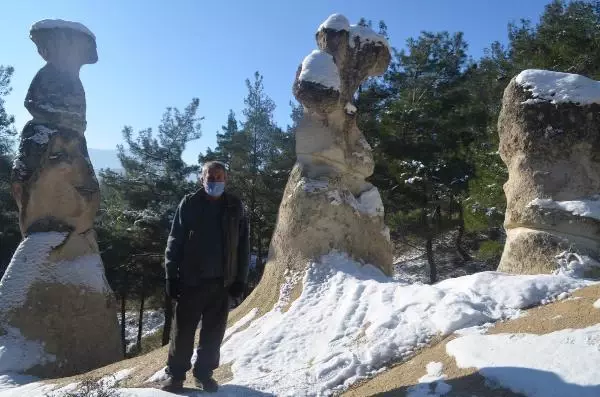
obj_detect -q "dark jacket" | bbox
[164,189,250,287]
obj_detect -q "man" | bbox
[161,161,249,393]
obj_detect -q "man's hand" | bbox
[229,281,246,299]
[166,278,180,300]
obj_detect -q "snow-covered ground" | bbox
[118,310,165,352]
[447,325,600,397]
[1,252,598,396]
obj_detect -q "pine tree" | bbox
[99,98,202,350]
[359,32,490,282]
[0,65,19,278]
[509,0,600,78]
[199,73,295,283]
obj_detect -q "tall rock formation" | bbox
[230,14,393,323]
[497,69,600,276]
[0,19,122,377]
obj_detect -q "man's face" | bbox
[204,166,227,183]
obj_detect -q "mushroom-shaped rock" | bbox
[229,14,393,330]
[26,19,97,133]
[1,19,121,378]
[497,69,600,276]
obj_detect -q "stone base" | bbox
[498,227,600,275]
[228,162,392,326]
[270,162,392,276]
[0,233,122,378]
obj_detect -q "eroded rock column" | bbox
[230,14,393,323]
[0,19,122,377]
[497,69,600,276]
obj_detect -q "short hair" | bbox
[201,160,228,177]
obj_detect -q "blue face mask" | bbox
[204,181,225,197]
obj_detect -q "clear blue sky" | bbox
[2,0,551,164]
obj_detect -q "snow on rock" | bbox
[0,232,67,312]
[297,177,329,193]
[406,361,452,397]
[515,69,600,105]
[357,187,384,217]
[0,327,55,373]
[218,252,591,396]
[349,25,389,49]
[554,251,600,278]
[593,298,600,309]
[28,125,56,145]
[446,325,600,397]
[327,187,384,217]
[344,102,357,115]
[0,232,110,314]
[299,50,341,91]
[318,14,350,32]
[528,197,600,221]
[31,19,95,39]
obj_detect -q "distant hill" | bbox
[87,148,198,182]
[88,148,122,174]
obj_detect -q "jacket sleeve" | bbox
[236,204,250,284]
[164,197,187,280]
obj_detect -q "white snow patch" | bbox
[0,327,56,373]
[0,374,39,392]
[405,176,423,184]
[419,362,446,383]
[406,361,452,396]
[516,69,600,105]
[453,322,494,336]
[593,298,600,309]
[11,159,26,175]
[0,232,67,312]
[146,367,168,384]
[528,197,600,221]
[299,50,340,91]
[218,252,591,395]
[447,325,600,397]
[328,187,384,217]
[349,25,389,49]
[344,102,357,115]
[98,368,134,389]
[0,232,114,314]
[357,187,384,217]
[554,251,600,278]
[120,310,165,352]
[31,19,95,39]
[381,226,391,242]
[318,14,350,32]
[224,308,259,341]
[297,178,329,193]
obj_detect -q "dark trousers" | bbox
[166,279,229,380]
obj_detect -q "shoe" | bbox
[195,376,219,392]
[161,376,184,392]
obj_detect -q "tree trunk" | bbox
[162,294,173,347]
[426,236,436,284]
[256,222,264,282]
[422,207,437,284]
[120,287,127,355]
[455,203,472,262]
[136,269,146,351]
